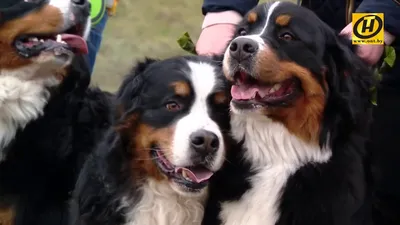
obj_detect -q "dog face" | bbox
[223,1,373,144]
[0,0,91,81]
[116,56,231,196]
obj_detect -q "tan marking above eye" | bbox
[214,92,228,104]
[171,81,190,97]
[275,14,291,26]
[247,11,258,23]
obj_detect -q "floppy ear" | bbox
[114,58,158,129]
[322,34,375,142]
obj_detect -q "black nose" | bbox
[229,38,258,61]
[69,0,90,26]
[71,0,88,5]
[71,0,86,5]
[190,130,220,156]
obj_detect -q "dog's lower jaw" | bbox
[0,75,58,161]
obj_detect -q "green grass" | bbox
[91,0,204,91]
[91,0,292,91]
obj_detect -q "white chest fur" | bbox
[0,76,54,161]
[220,113,332,225]
[124,179,207,225]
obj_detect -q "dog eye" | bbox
[279,32,294,41]
[238,28,247,36]
[165,101,181,112]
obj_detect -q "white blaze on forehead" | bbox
[257,1,281,36]
[225,1,281,57]
[171,61,225,171]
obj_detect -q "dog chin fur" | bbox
[123,178,207,225]
[0,68,60,161]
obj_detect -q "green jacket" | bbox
[90,0,106,25]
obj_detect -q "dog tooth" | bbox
[273,83,281,90]
[56,34,62,42]
[182,170,193,182]
[268,88,275,94]
[269,84,281,93]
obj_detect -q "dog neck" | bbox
[123,178,207,225]
[0,66,60,161]
[219,113,333,225]
[230,113,332,167]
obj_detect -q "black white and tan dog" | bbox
[69,56,232,225]
[0,1,113,225]
[202,1,374,225]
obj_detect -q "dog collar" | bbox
[0,0,49,24]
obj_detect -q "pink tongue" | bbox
[231,85,271,100]
[61,34,88,54]
[175,167,214,183]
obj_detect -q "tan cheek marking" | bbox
[247,11,258,23]
[275,14,291,26]
[0,206,14,225]
[255,45,285,83]
[0,5,64,70]
[260,61,326,144]
[214,92,228,105]
[132,123,175,181]
[171,81,191,97]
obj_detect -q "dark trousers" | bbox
[369,86,400,224]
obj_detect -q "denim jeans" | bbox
[86,13,108,75]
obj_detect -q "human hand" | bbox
[196,11,242,56]
[340,22,385,65]
[196,24,237,56]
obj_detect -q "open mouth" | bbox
[231,70,301,110]
[13,25,88,59]
[151,148,214,192]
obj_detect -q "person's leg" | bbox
[86,13,109,75]
[369,85,400,224]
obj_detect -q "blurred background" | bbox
[92,0,278,91]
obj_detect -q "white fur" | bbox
[172,61,225,172]
[220,110,332,225]
[123,178,207,225]
[0,74,56,161]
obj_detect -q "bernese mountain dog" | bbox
[69,56,232,225]
[0,1,113,225]
[202,1,374,225]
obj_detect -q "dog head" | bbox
[116,56,231,196]
[223,1,373,145]
[0,0,91,81]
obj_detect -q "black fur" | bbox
[0,55,113,225]
[202,2,374,225]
